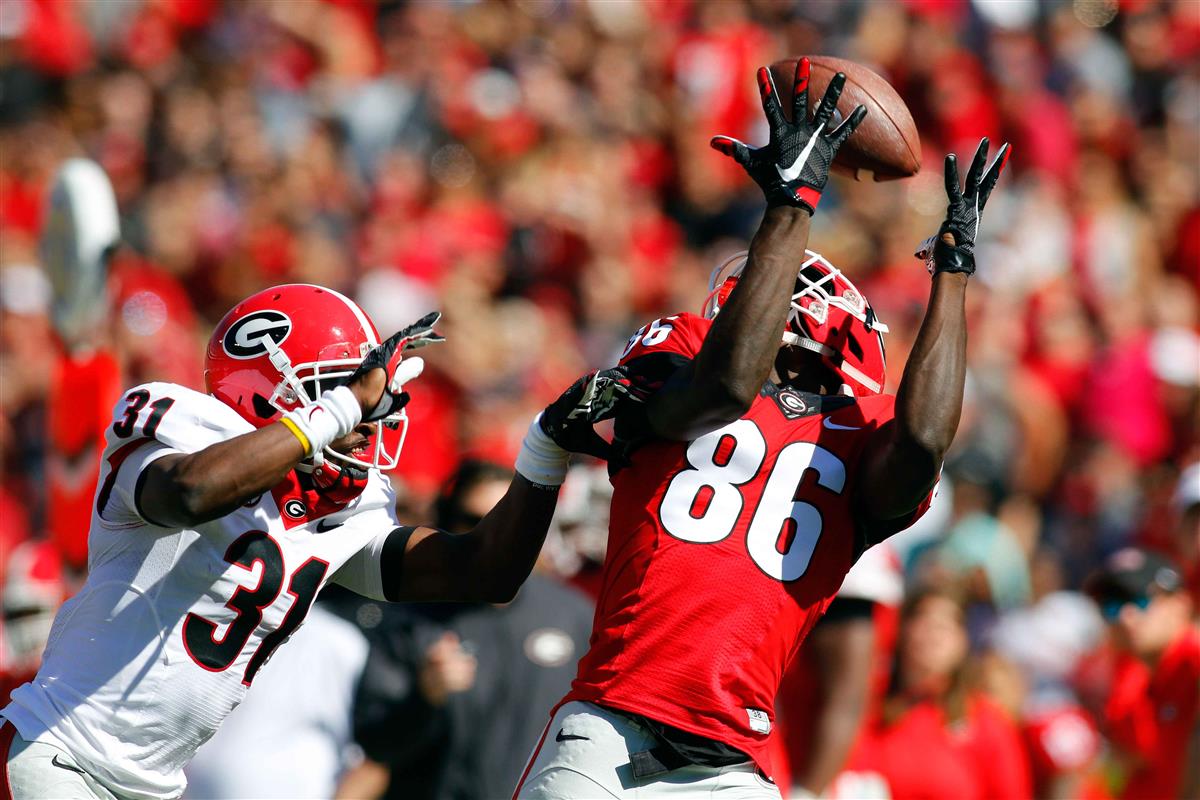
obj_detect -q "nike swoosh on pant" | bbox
[51,754,87,775]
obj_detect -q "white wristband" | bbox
[282,385,362,457]
[514,414,569,488]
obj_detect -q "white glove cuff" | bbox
[282,385,362,457]
[514,413,569,488]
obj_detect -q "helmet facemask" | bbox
[261,336,408,472]
[704,250,888,396]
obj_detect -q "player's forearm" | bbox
[799,697,869,795]
[698,205,810,403]
[390,476,559,603]
[464,476,559,602]
[894,271,968,462]
[649,206,809,438]
[857,270,967,522]
[859,268,969,520]
[140,423,306,527]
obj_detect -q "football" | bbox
[769,56,920,182]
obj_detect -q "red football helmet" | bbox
[703,250,889,395]
[204,284,408,471]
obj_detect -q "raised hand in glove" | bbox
[710,58,868,213]
[539,366,639,461]
[916,138,1011,276]
[346,311,445,422]
[515,365,642,488]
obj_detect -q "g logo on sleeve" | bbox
[223,311,292,359]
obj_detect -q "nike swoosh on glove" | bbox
[916,138,1011,276]
[711,58,868,213]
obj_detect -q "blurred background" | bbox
[0,0,1196,799]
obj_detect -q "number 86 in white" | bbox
[659,419,846,582]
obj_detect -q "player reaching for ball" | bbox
[514,58,1010,799]
[0,284,630,800]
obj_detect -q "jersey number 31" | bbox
[659,419,845,582]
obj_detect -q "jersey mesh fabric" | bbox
[565,313,931,776]
[0,383,396,800]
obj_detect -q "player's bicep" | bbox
[613,351,695,443]
[374,525,484,603]
[854,418,939,547]
[96,439,184,528]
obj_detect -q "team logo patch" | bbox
[282,499,307,519]
[774,388,811,419]
[222,310,292,360]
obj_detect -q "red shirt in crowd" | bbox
[1103,626,1200,800]
[836,695,1033,800]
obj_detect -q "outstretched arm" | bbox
[857,139,1010,530]
[378,476,560,604]
[380,368,633,603]
[647,59,867,441]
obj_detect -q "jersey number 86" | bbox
[658,419,846,582]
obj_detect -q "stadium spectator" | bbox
[835,587,1033,800]
[0,0,1196,795]
[1084,548,1200,800]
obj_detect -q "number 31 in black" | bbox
[113,390,175,439]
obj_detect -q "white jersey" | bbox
[184,604,369,799]
[1,383,398,800]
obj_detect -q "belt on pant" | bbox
[600,706,749,781]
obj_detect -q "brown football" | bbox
[769,56,921,182]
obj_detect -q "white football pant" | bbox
[2,722,117,800]
[514,701,781,799]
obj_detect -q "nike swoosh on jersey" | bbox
[555,729,589,743]
[822,417,862,431]
[775,122,825,183]
[315,518,343,533]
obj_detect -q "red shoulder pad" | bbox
[617,313,710,367]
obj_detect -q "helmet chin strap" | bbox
[780,333,881,395]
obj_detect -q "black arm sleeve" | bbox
[381,526,417,603]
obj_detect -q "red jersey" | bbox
[566,314,931,776]
[773,541,904,790]
[1103,626,1200,800]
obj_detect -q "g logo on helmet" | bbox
[223,310,292,360]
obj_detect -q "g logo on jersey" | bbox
[223,310,292,359]
[775,388,810,419]
[282,499,307,519]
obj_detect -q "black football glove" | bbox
[711,58,868,213]
[916,138,1011,277]
[539,365,641,461]
[345,311,445,423]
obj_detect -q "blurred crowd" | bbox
[0,0,1197,798]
